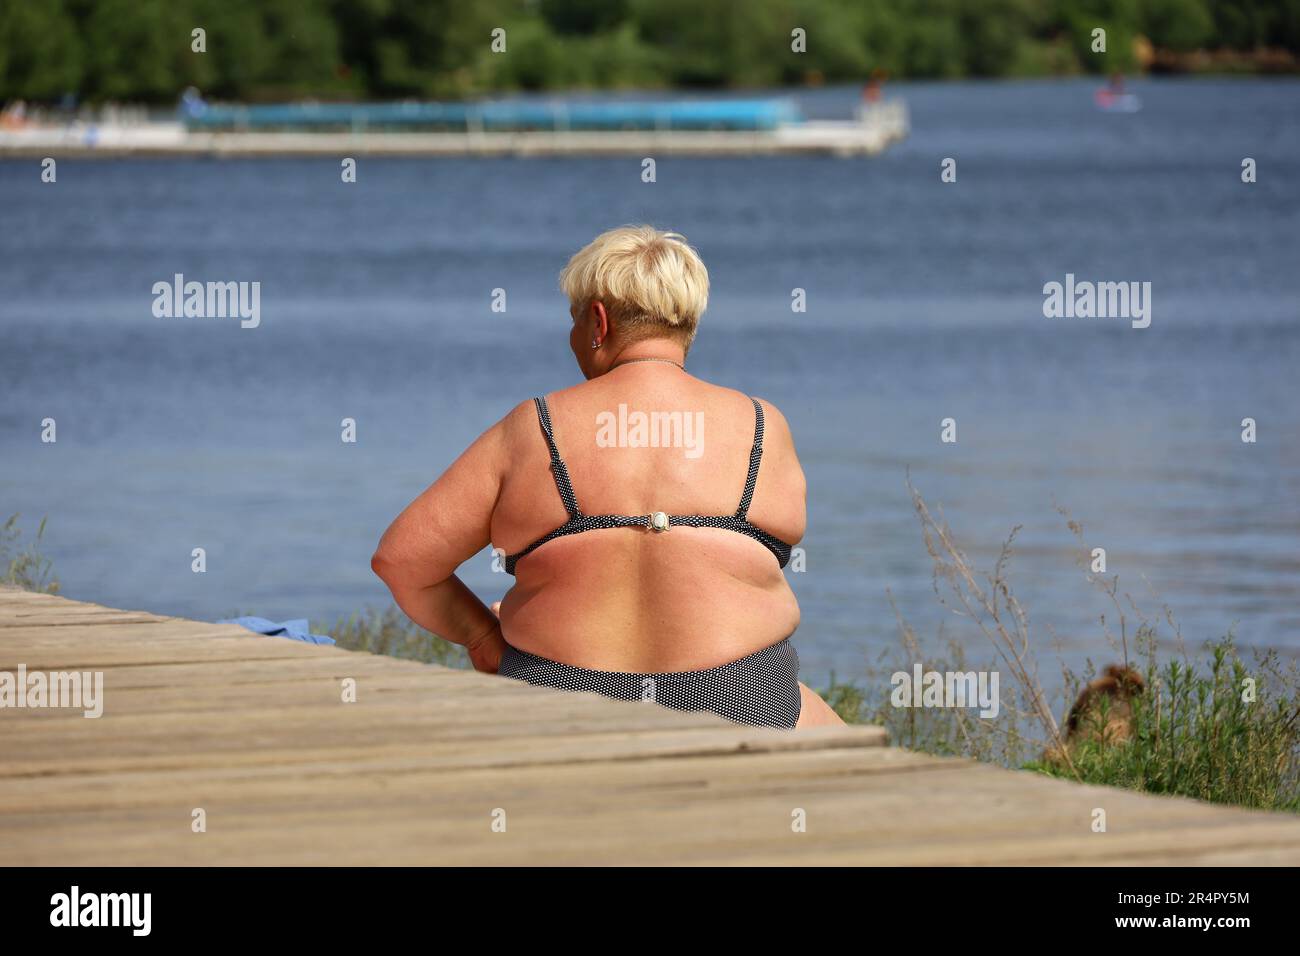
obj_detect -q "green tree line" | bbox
[2,0,1298,104]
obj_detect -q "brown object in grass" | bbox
[1045,664,1145,766]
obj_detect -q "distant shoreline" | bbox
[1147,45,1298,74]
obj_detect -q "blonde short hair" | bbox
[559,225,709,347]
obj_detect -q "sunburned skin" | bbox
[374,362,844,729]
[491,369,841,728]
[495,377,800,672]
[506,366,842,723]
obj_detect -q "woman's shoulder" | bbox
[464,398,544,461]
[716,389,794,446]
[495,396,547,440]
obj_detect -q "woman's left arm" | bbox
[371,415,512,673]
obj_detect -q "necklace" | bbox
[610,357,685,371]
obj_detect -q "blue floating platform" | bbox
[183,97,803,132]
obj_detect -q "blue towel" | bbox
[218,616,336,646]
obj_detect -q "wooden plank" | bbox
[3,754,1296,865]
[0,701,886,775]
[0,636,354,669]
[0,656,474,692]
[0,588,169,621]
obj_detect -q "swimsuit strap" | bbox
[534,396,581,518]
[735,397,765,520]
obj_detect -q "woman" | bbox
[372,226,842,729]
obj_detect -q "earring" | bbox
[591,340,599,349]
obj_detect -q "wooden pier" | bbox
[2,586,1298,866]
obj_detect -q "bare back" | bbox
[491,365,805,672]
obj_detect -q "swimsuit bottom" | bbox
[498,638,801,729]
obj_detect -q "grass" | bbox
[1033,642,1300,810]
[1,513,59,594]
[818,482,1300,813]
[324,604,468,668]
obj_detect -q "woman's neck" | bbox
[604,342,686,372]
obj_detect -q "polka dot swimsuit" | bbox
[500,638,801,729]
[498,394,802,729]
